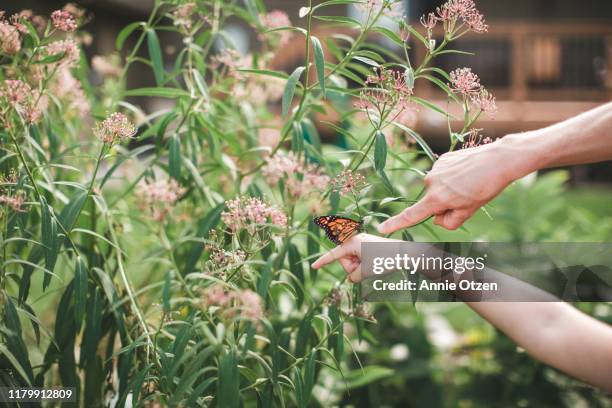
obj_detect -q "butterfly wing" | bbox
[314,215,363,245]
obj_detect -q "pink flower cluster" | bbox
[262,152,329,199]
[222,197,287,231]
[0,193,25,212]
[331,170,367,196]
[202,284,263,323]
[92,55,122,77]
[261,10,292,46]
[93,112,137,144]
[0,79,48,124]
[421,0,487,35]
[0,20,21,55]
[44,39,80,69]
[204,230,246,277]
[51,68,89,118]
[356,67,414,125]
[51,10,77,32]
[136,179,185,221]
[449,67,497,114]
[358,0,404,20]
[172,3,196,29]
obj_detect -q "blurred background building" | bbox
[4,0,612,182]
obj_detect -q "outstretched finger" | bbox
[312,245,348,269]
[377,196,438,234]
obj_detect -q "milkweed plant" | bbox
[0,0,496,405]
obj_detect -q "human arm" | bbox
[378,102,612,233]
[312,234,612,391]
[467,301,612,391]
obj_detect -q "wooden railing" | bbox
[413,21,612,102]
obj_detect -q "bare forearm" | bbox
[501,102,612,180]
[467,302,612,391]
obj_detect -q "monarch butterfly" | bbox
[313,215,363,245]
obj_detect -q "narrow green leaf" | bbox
[74,257,88,329]
[405,67,415,89]
[162,272,171,313]
[311,36,326,97]
[374,131,387,171]
[237,68,288,80]
[124,87,189,98]
[3,296,33,384]
[169,134,181,180]
[147,28,164,86]
[257,259,274,303]
[217,349,240,408]
[116,21,142,50]
[352,55,379,67]
[307,221,319,279]
[312,0,362,11]
[282,66,305,116]
[40,198,59,276]
[313,15,361,27]
[288,244,305,307]
[303,350,316,399]
[58,190,88,232]
[372,26,404,46]
[391,121,436,162]
[291,121,304,153]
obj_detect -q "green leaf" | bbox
[116,21,142,50]
[352,55,379,67]
[217,349,240,408]
[162,272,171,313]
[377,169,394,194]
[312,0,362,11]
[40,198,59,276]
[288,244,305,307]
[303,350,316,398]
[124,87,189,98]
[405,25,427,46]
[0,344,32,387]
[74,257,88,330]
[282,66,305,116]
[257,259,274,303]
[169,134,181,180]
[237,68,288,80]
[291,121,304,153]
[372,26,404,46]
[307,221,320,279]
[314,15,361,27]
[58,190,88,233]
[33,52,66,65]
[147,28,164,86]
[311,36,326,97]
[3,296,33,384]
[391,122,436,162]
[405,67,415,89]
[411,96,452,118]
[374,131,387,171]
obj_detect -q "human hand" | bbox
[378,137,535,233]
[311,233,400,282]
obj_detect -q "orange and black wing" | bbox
[313,215,363,245]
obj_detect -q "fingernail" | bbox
[376,223,386,233]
